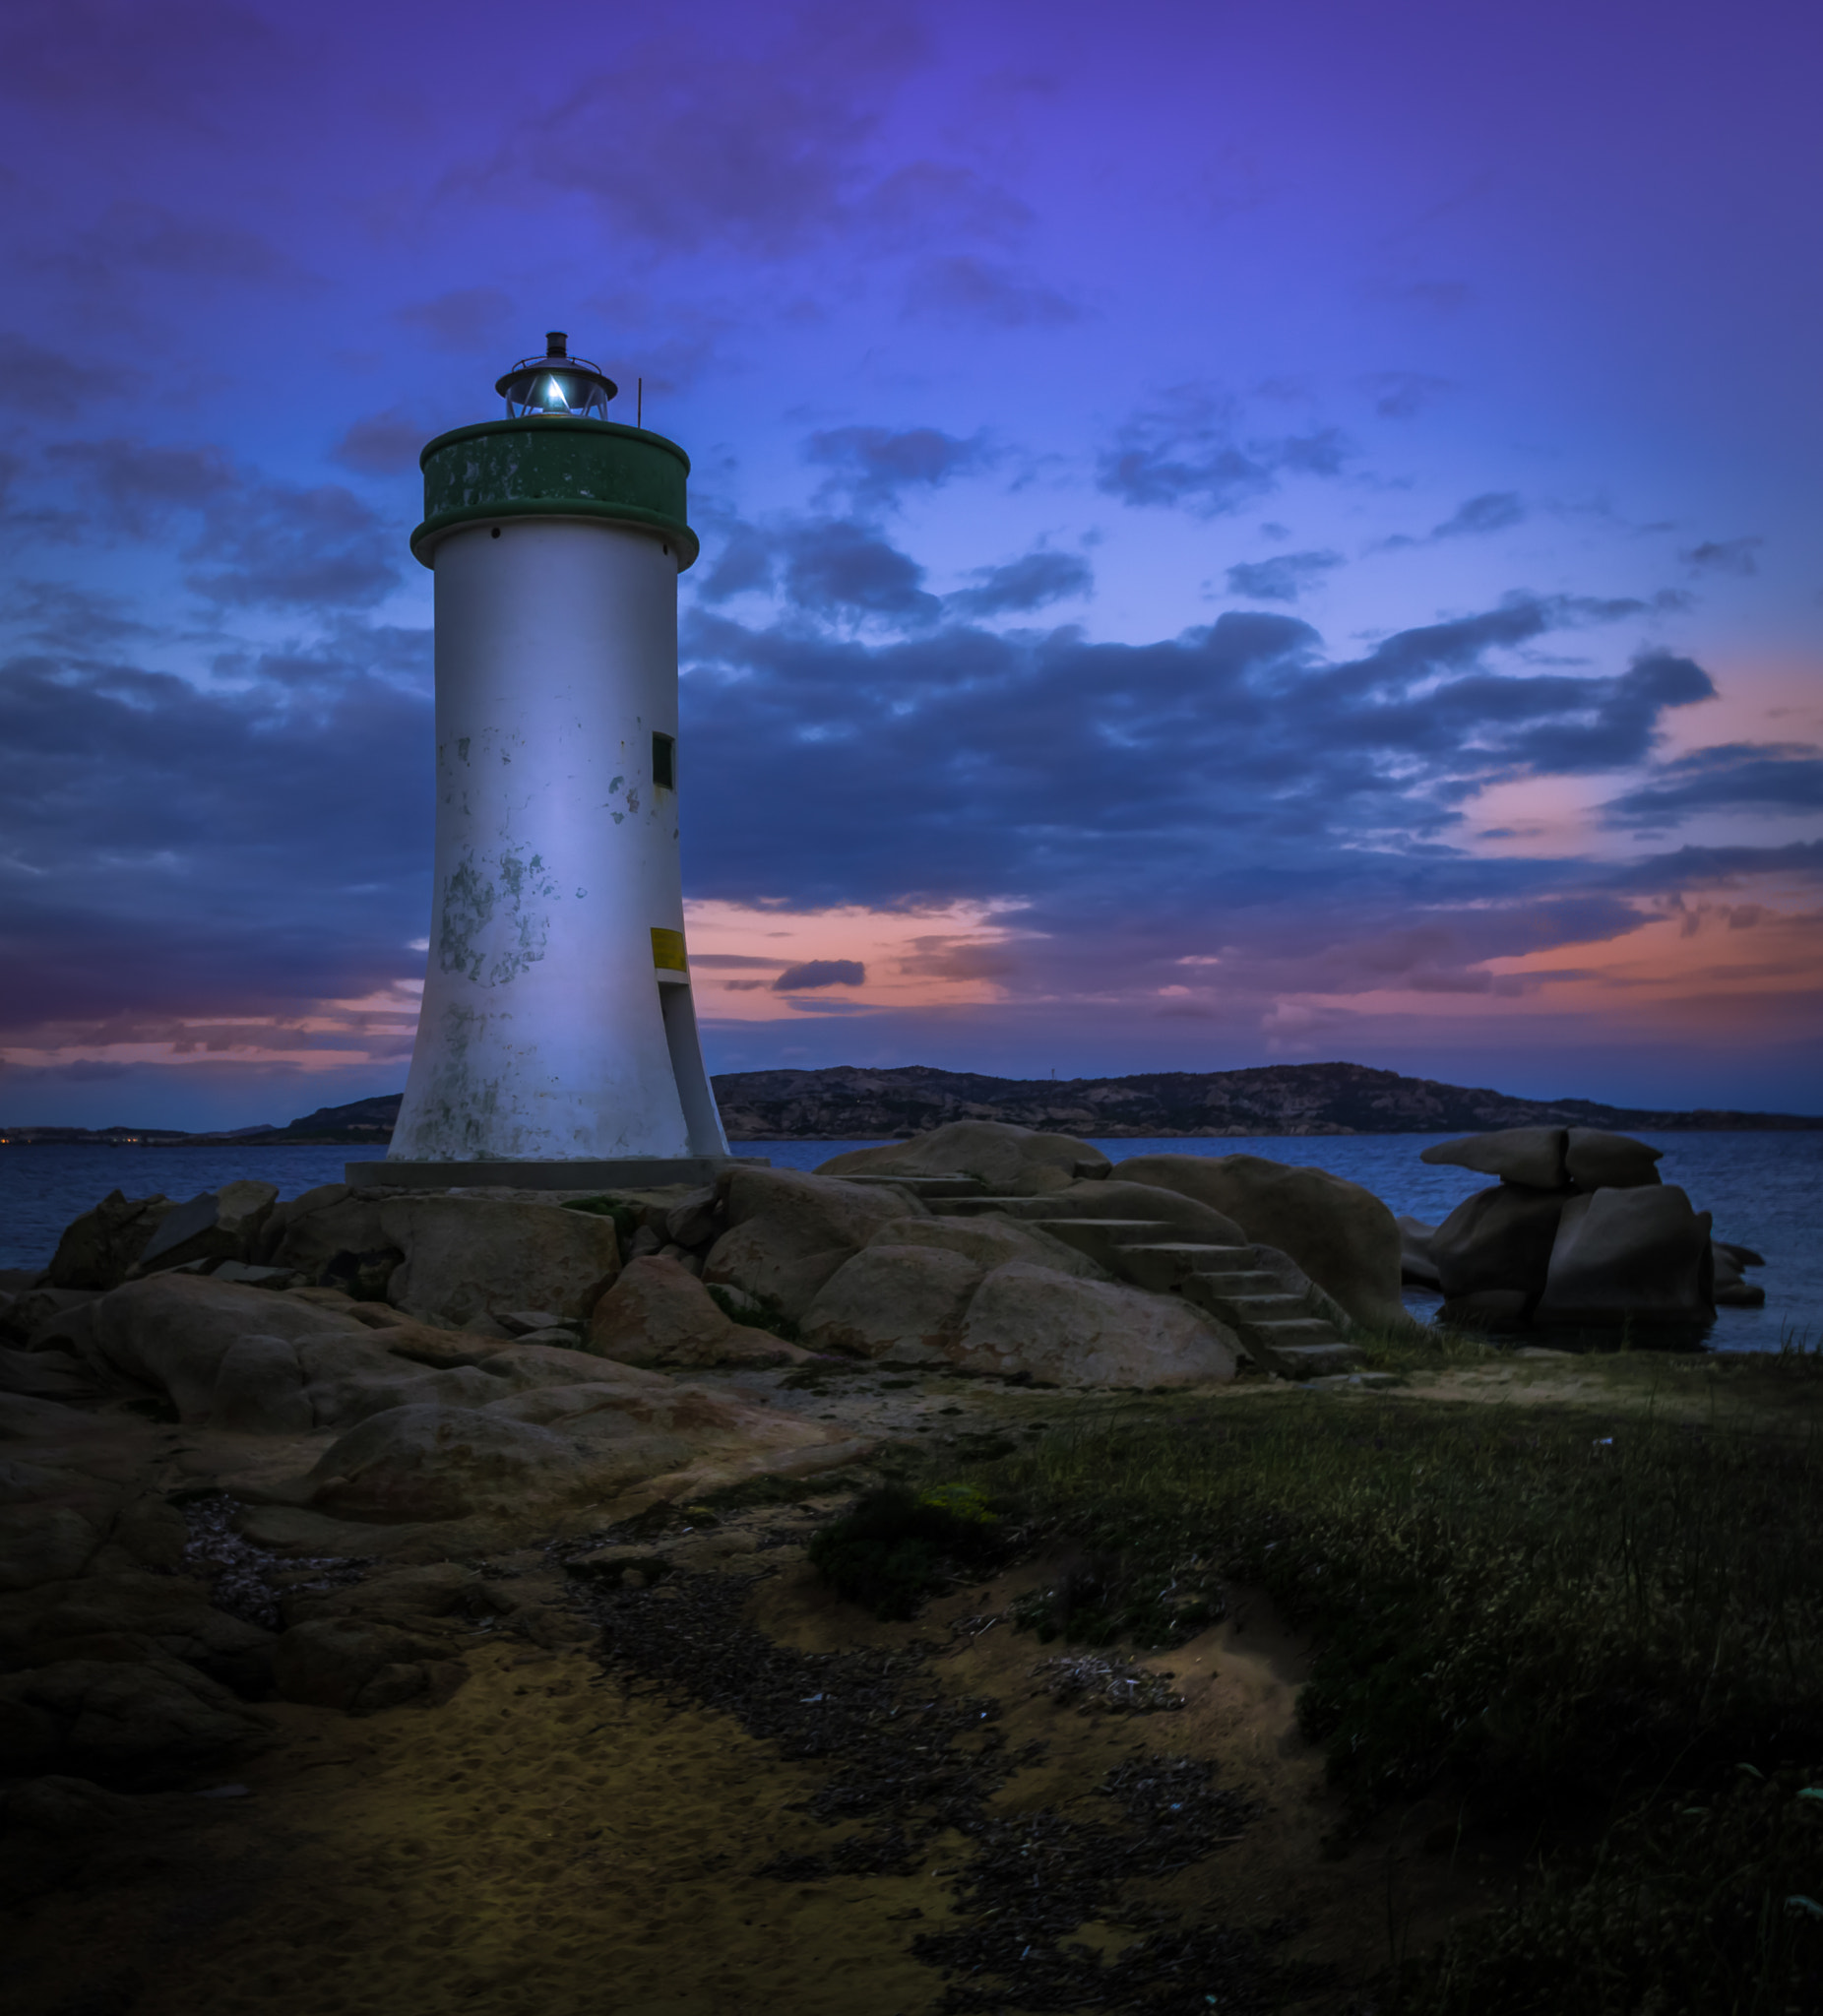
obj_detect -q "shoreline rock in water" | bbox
[1400,1124,1765,1326]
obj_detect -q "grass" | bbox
[891,1377,1823,2011]
[1349,1323,1501,1376]
[1393,1762,1823,2014]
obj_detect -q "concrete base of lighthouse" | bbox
[345,1155,768,1191]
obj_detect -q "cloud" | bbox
[1224,549,1342,602]
[1602,742,1823,827]
[1679,536,1762,577]
[1097,388,1351,516]
[1377,490,1527,552]
[46,435,236,534]
[473,16,927,258]
[678,589,1716,960]
[698,517,941,627]
[772,959,865,990]
[332,409,434,476]
[805,425,991,509]
[185,482,399,608]
[1604,840,1823,893]
[0,637,431,1049]
[45,200,296,285]
[0,330,147,415]
[1434,491,1526,538]
[946,549,1093,618]
[394,287,517,354]
[1362,371,1453,419]
[0,0,284,125]
[903,255,1080,327]
[2,581,155,653]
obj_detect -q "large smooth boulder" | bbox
[213,1335,315,1433]
[946,1265,1238,1387]
[0,1345,98,1403]
[1429,1184,1569,1304]
[0,1569,276,1694]
[85,1274,372,1420]
[272,1615,467,1715]
[294,1326,673,1432]
[0,1658,273,1782]
[298,1384,864,1524]
[0,1508,99,1591]
[1397,1217,1442,1291]
[1420,1128,1568,1189]
[379,1195,621,1329]
[703,1168,927,1321]
[263,1184,401,1295]
[801,1245,984,1360]
[589,1256,808,1367]
[1537,1185,1714,1322]
[1112,1154,1404,1329]
[1563,1129,1663,1192]
[863,1214,1109,1280]
[136,1180,279,1274]
[0,1288,104,1353]
[45,1191,177,1291]
[301,1405,681,1521]
[818,1120,1110,1196]
[1712,1243,1766,1309]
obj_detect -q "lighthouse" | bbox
[351,335,734,1188]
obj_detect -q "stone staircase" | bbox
[840,1172,1362,1378]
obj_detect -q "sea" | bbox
[2,1131,1816,1353]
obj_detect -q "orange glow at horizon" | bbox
[682,897,1032,1021]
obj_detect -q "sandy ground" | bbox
[9,1504,1514,2016]
[15,1347,1788,2016]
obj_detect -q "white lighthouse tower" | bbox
[350,335,733,1188]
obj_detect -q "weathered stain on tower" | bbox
[351,335,737,1189]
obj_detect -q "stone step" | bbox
[1247,1317,1347,1349]
[837,1172,987,1199]
[1220,1301,1320,1335]
[1181,1268,1285,1299]
[929,1196,1046,1217]
[1021,1220,1181,1266]
[1105,1243,1259,1293]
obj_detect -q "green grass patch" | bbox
[1350,1324,1500,1375]
[946,1390,1823,2010]
[1394,1764,1823,2014]
[962,1395,1823,1820]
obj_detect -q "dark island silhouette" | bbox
[7,1060,1816,1146]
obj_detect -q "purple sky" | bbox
[3,0,1820,1128]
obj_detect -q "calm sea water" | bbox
[2,1131,1815,1351]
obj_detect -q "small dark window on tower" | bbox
[652,732,676,789]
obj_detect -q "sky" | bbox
[2,0,1820,1129]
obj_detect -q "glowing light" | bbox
[545,378,568,409]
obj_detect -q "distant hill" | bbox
[0,1093,401,1149]
[709,1062,1822,1139]
[4,1063,1815,1148]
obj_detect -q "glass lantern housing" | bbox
[494,332,617,420]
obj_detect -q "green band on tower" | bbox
[410,416,698,569]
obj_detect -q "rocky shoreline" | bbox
[0,1117,1797,2014]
